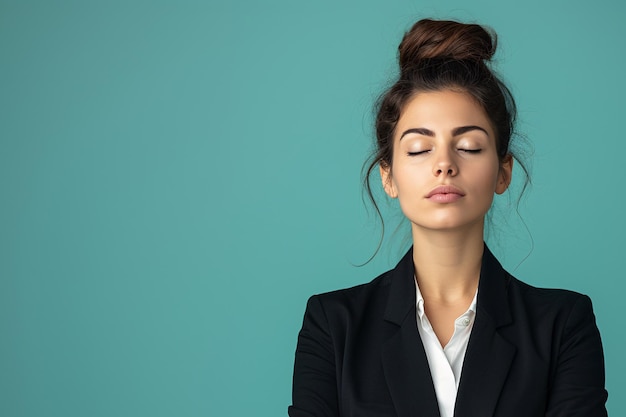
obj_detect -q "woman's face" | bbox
[380,89,512,233]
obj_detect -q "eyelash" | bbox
[407,149,482,156]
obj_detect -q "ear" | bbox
[379,163,398,198]
[495,154,513,195]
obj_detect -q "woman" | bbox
[289,19,607,417]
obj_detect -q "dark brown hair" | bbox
[363,18,530,253]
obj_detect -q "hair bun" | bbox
[398,19,496,71]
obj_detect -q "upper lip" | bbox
[426,185,465,198]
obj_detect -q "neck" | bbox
[411,222,484,304]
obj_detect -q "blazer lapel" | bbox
[381,248,441,417]
[454,246,516,417]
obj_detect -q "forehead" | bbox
[396,90,494,136]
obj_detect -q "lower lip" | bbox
[427,193,464,203]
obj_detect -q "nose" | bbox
[432,149,458,177]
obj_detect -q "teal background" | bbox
[1,0,623,416]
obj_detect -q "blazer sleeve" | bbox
[546,295,608,417]
[289,295,340,417]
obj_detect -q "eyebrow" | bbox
[399,125,489,140]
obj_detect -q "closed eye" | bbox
[407,150,429,156]
[458,149,482,154]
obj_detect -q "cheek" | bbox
[392,164,428,193]
[473,163,501,194]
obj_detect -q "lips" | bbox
[426,185,465,202]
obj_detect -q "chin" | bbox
[411,216,485,233]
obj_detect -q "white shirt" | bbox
[414,280,477,417]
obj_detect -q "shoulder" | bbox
[505,274,599,337]
[305,269,394,318]
[300,266,405,339]
[504,275,607,413]
[508,274,593,312]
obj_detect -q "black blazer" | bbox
[289,246,607,417]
